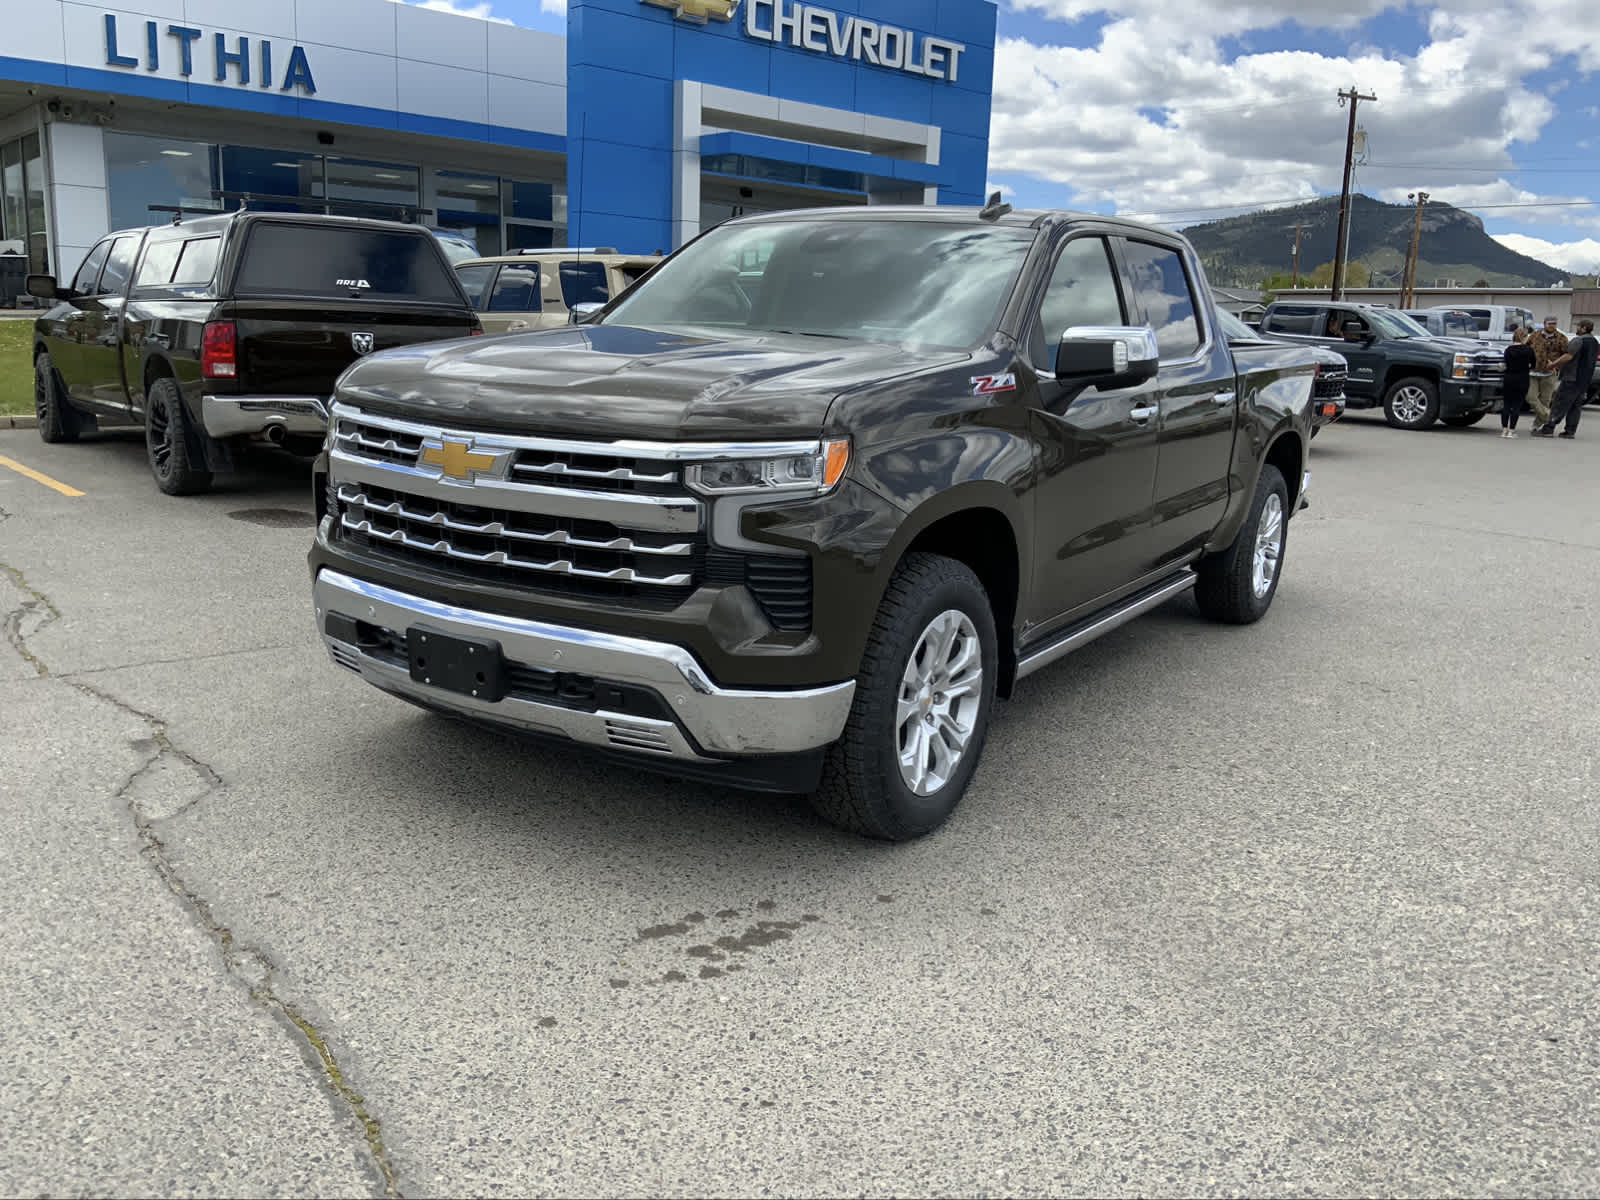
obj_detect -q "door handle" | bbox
[1213,391,1236,406]
[1129,404,1159,424]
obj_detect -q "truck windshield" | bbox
[602,218,1037,350]
[1368,308,1428,338]
[234,223,464,303]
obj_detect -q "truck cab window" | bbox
[136,238,184,286]
[559,260,609,308]
[455,263,496,308]
[1033,236,1123,366]
[98,236,139,297]
[72,241,111,294]
[1122,239,1202,358]
[171,236,220,287]
[1262,305,1319,335]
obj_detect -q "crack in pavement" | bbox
[3,560,403,1199]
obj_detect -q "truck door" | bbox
[45,239,112,402]
[85,234,143,414]
[1117,236,1238,559]
[1024,233,1164,630]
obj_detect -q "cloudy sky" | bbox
[400,0,1600,273]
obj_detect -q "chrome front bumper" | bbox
[202,395,329,438]
[312,568,855,762]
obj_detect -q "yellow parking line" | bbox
[0,455,85,497]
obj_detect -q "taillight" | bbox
[202,321,237,379]
[470,328,484,337]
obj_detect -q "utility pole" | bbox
[1401,190,1429,307]
[1331,86,1377,300]
[1291,224,1304,288]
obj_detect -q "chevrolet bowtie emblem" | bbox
[642,0,740,23]
[418,438,506,482]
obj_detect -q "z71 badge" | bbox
[970,373,1017,395]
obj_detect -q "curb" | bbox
[4,415,39,430]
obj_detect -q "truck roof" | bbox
[112,209,439,240]
[718,204,1183,237]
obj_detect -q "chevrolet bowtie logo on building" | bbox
[417,438,511,483]
[642,0,741,23]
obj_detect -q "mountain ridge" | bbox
[1179,195,1566,290]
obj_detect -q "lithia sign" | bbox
[644,0,968,84]
[101,14,317,95]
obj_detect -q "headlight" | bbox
[685,438,850,497]
[1452,352,1471,379]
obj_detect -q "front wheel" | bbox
[1383,377,1440,429]
[811,553,998,841]
[1441,411,1487,428]
[1194,464,1288,625]
[34,352,81,444]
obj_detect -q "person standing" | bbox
[1500,325,1535,437]
[1526,316,1569,427]
[1533,317,1599,438]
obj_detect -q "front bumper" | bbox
[1440,378,1501,416]
[203,395,329,438]
[312,567,856,763]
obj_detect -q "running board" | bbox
[1014,569,1197,682]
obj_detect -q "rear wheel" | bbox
[1383,376,1440,429]
[811,553,998,841]
[1194,464,1288,625]
[1442,412,1487,428]
[34,352,81,444]
[145,377,213,496]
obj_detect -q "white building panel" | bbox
[9,0,69,62]
[48,123,108,190]
[396,4,489,74]
[183,0,296,42]
[52,183,112,261]
[290,43,398,113]
[486,75,566,137]
[294,0,397,60]
[486,25,565,88]
[397,60,487,127]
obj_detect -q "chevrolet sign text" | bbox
[744,0,966,83]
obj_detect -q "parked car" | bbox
[1217,308,1346,434]
[429,229,483,266]
[1258,300,1504,429]
[1403,308,1481,341]
[308,203,1324,840]
[454,249,662,333]
[28,211,481,494]
[1418,302,1536,343]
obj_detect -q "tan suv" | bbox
[454,249,661,333]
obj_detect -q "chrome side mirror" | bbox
[1055,325,1160,388]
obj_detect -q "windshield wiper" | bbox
[767,328,852,339]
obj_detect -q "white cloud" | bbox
[989,1,1599,237]
[1493,233,1600,273]
[383,0,519,22]
[985,181,1015,198]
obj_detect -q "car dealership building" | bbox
[0,0,996,283]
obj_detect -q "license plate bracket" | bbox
[406,626,506,702]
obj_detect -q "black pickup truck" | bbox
[28,211,480,494]
[309,204,1322,840]
[1258,299,1503,430]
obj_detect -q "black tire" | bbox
[811,553,998,841]
[1194,464,1288,625]
[1382,376,1440,429]
[144,376,213,496]
[34,352,80,444]
[1441,412,1487,428]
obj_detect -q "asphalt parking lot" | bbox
[2,411,1598,1198]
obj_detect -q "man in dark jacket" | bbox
[1534,318,1598,438]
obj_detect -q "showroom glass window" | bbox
[106,132,222,232]
[503,177,566,251]
[1,133,52,273]
[436,171,502,258]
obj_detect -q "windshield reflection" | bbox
[603,218,1037,351]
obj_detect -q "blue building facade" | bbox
[567,0,996,252]
[0,0,994,279]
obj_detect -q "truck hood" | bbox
[335,323,967,439]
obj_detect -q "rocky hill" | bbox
[1180,194,1564,290]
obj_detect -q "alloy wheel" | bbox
[1252,493,1284,599]
[896,609,984,796]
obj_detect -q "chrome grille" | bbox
[326,403,815,625]
[1313,369,1346,399]
[337,484,694,588]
